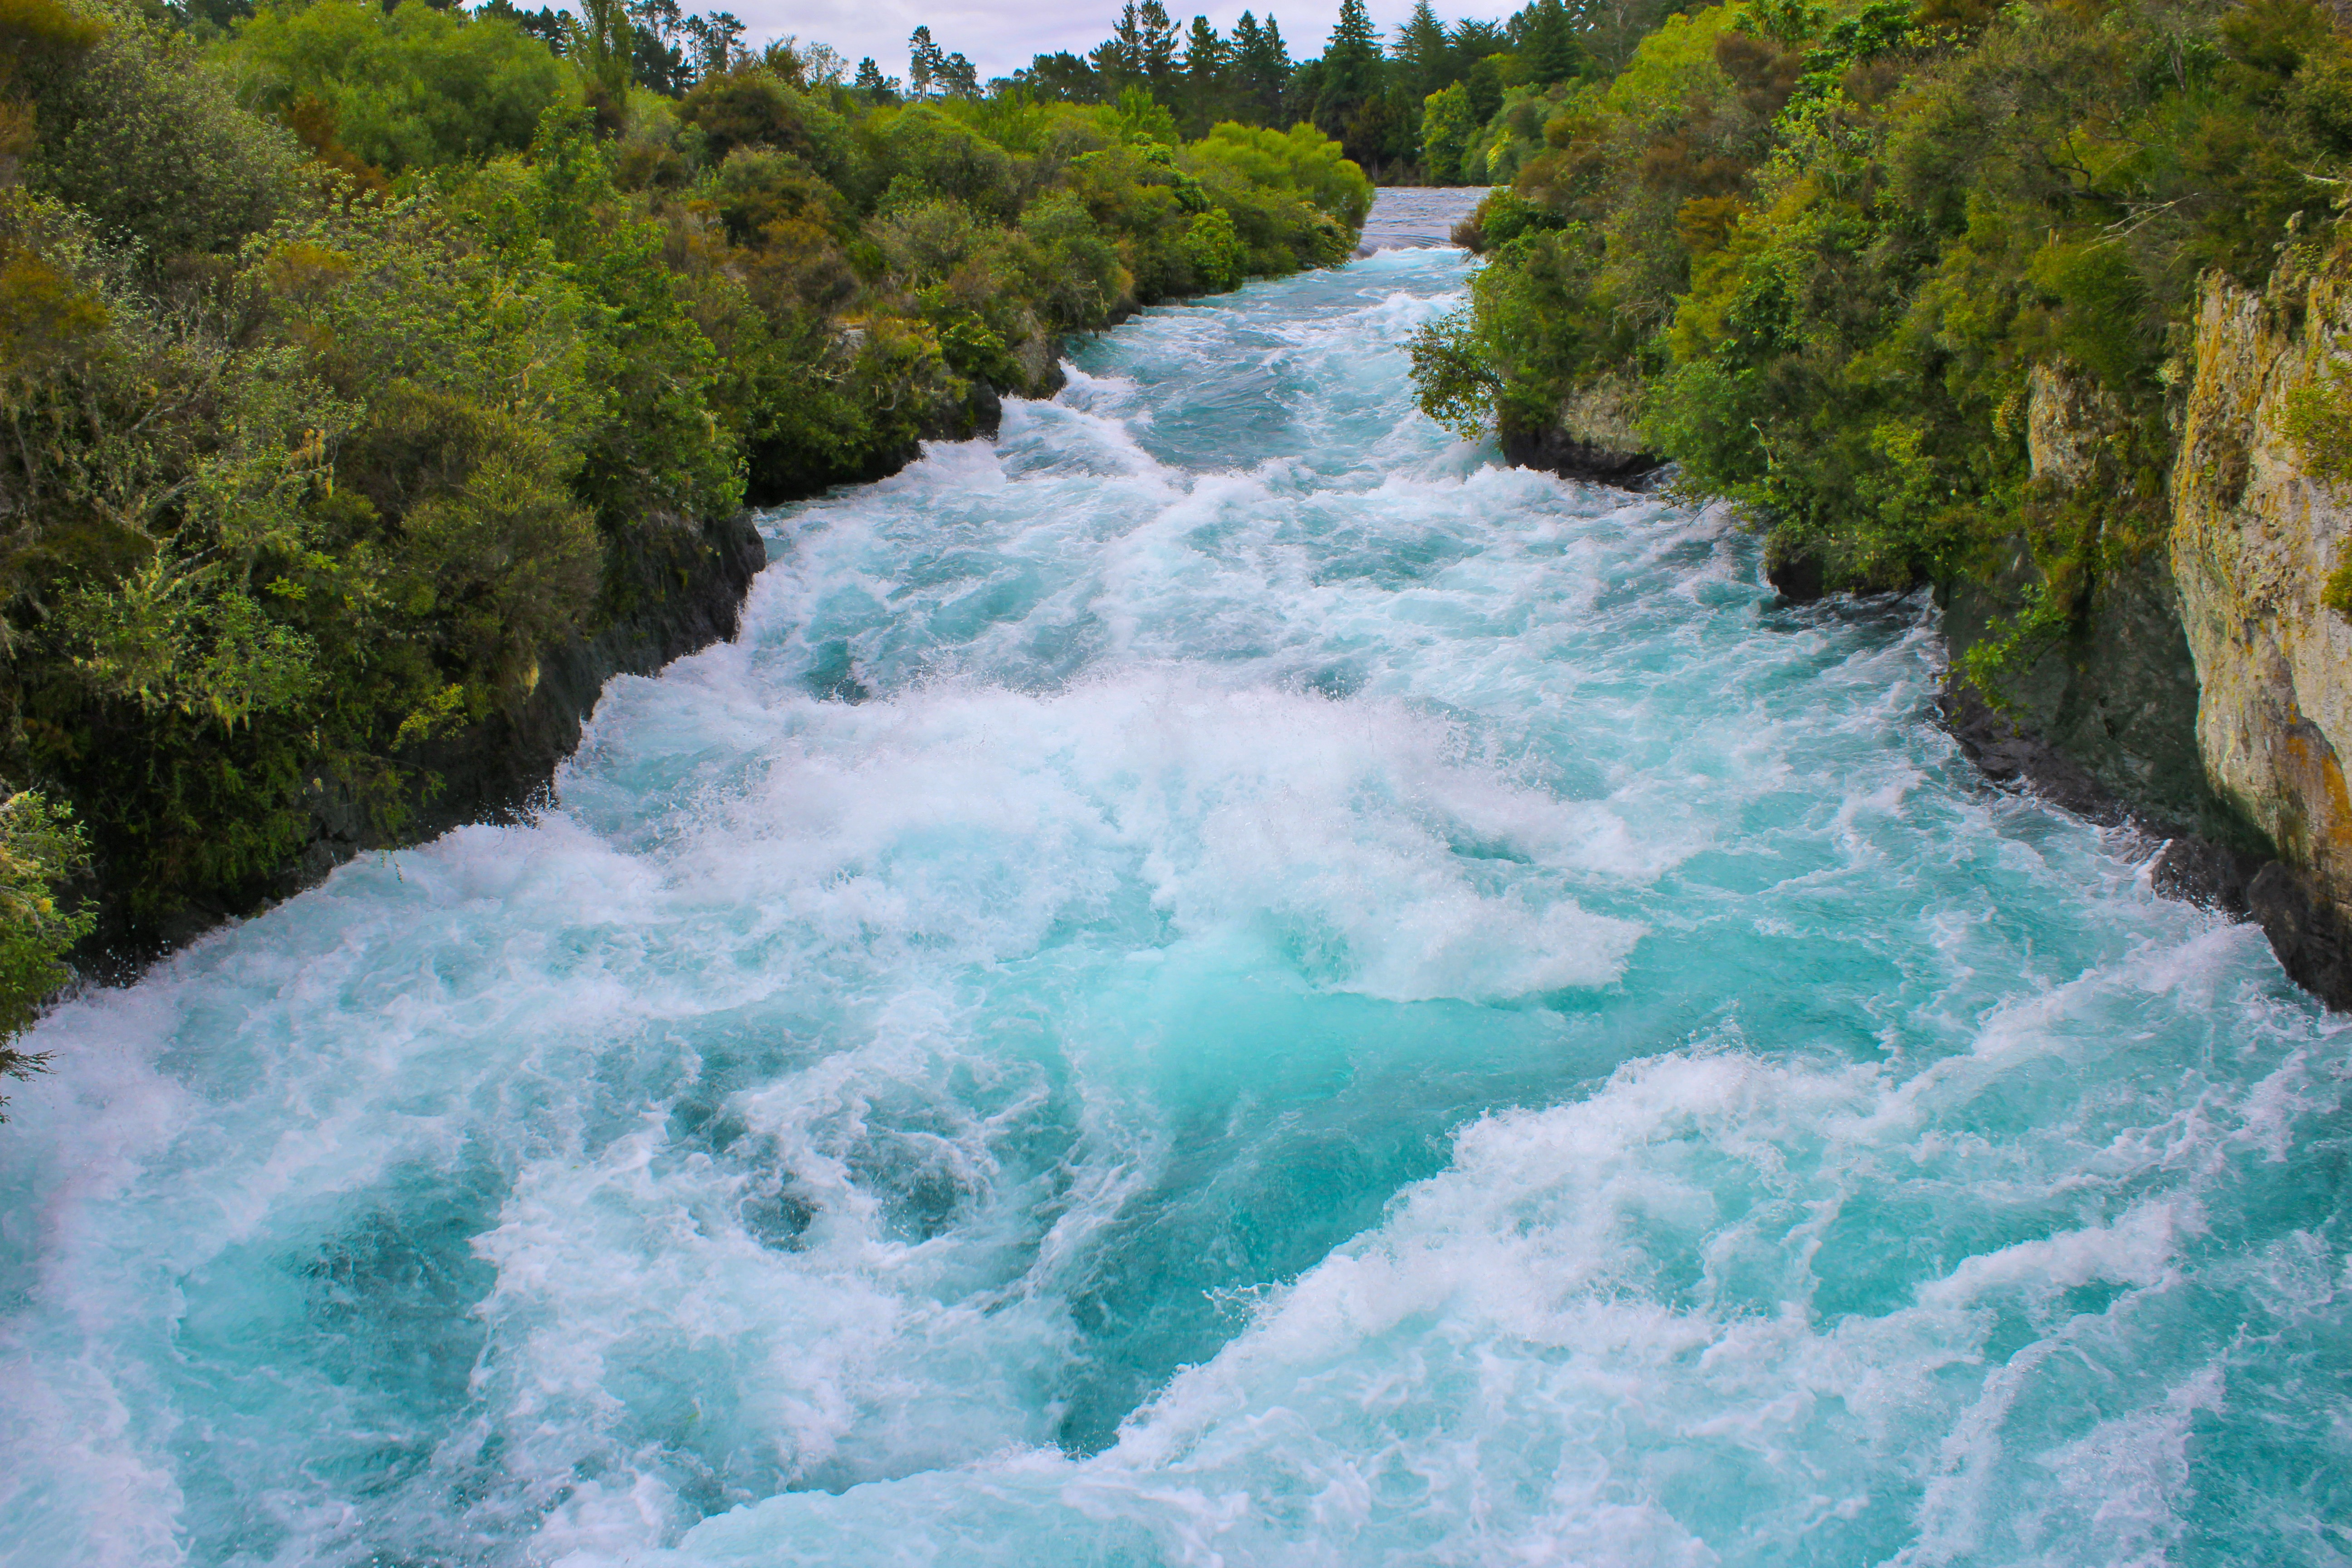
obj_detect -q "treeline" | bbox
[1414,0,2352,631]
[891,0,1695,180]
[0,0,1374,1085]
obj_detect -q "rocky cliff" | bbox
[1922,243,2352,1009]
[2171,244,2352,1004]
[1501,371,1661,484]
[1936,362,2240,846]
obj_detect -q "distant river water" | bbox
[5,189,2348,1568]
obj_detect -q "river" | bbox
[3,190,2347,1568]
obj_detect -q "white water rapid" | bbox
[2,190,2347,1568]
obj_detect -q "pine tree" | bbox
[681,10,743,82]
[1139,0,1181,96]
[1393,0,1449,99]
[1096,1,1144,90]
[908,24,944,97]
[1230,9,1290,124]
[1315,0,1384,139]
[1321,0,1383,104]
[1023,50,1102,101]
[1449,17,1504,80]
[1266,15,1294,120]
[853,55,902,102]
[1233,9,1263,64]
[1518,0,1583,84]
[1182,15,1228,130]
[1232,11,1267,120]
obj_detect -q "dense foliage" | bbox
[986,0,1684,179]
[1413,0,2352,631]
[0,0,1372,1051]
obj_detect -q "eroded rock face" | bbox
[1501,371,1659,484]
[1936,360,2222,843]
[2172,250,2352,1004]
[1938,541,2216,835]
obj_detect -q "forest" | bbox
[1410,0,2352,678]
[0,0,1432,1091]
[11,0,2323,1088]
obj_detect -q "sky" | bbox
[723,0,1524,84]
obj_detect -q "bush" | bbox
[0,787,90,1099]
[33,0,300,262]
[220,0,568,174]
[1181,206,1246,291]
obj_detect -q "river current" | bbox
[5,191,2349,1568]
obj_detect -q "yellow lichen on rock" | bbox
[2171,247,2352,902]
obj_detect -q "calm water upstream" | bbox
[4,190,2348,1568]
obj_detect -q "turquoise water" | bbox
[5,206,2350,1567]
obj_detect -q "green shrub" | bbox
[1181,206,1246,291]
[0,787,91,1100]
[34,0,300,262]
[220,0,568,173]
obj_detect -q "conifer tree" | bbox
[1449,17,1504,80]
[908,24,943,97]
[852,54,902,101]
[1095,1,1144,91]
[1138,0,1180,97]
[1182,15,1228,130]
[1517,0,1582,84]
[1393,0,1449,99]
[1321,0,1383,102]
[1231,11,1270,121]
[1313,0,1384,142]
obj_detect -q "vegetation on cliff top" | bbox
[1412,0,2352,663]
[0,0,1382,1072]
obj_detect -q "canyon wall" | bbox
[2171,246,2352,1004]
[1939,240,2352,1009]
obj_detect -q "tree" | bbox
[1313,0,1384,143]
[1392,0,1450,99]
[1022,50,1102,102]
[908,24,943,97]
[1096,1,1144,89]
[852,55,902,101]
[1138,0,1180,97]
[476,0,569,55]
[209,0,565,178]
[1420,79,1475,181]
[1231,9,1291,123]
[1518,0,1583,84]
[680,8,742,80]
[627,0,686,93]
[1181,15,1226,130]
[568,0,634,104]
[1449,16,1504,71]
[764,35,847,86]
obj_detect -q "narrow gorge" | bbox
[4,197,2344,1568]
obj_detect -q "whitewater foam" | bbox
[3,196,2348,1568]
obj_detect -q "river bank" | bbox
[3,195,2343,1568]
